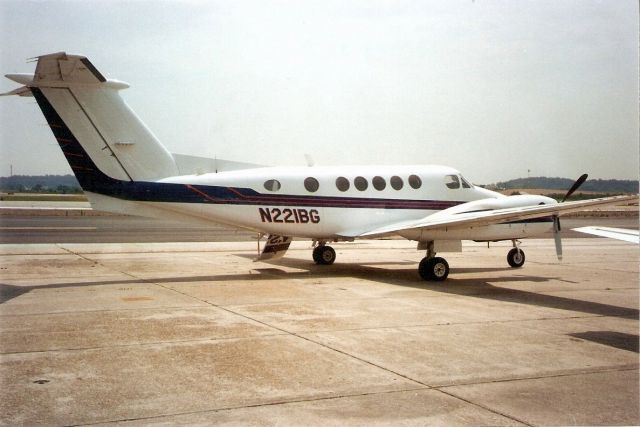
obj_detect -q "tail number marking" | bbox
[259,208,320,224]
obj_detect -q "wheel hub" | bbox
[433,262,447,278]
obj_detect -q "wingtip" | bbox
[5,73,34,84]
[0,87,32,97]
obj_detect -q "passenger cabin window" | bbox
[304,177,319,192]
[390,176,403,190]
[408,174,422,189]
[336,176,350,192]
[354,176,368,191]
[264,179,281,191]
[372,176,386,191]
[445,175,460,189]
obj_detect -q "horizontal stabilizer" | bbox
[4,54,129,91]
[34,52,105,84]
[0,85,32,97]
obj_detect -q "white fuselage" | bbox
[86,164,554,242]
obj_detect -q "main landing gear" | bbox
[507,240,525,268]
[310,239,526,280]
[419,257,450,281]
[313,243,336,265]
[418,241,450,281]
[418,240,526,281]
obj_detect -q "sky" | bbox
[0,0,638,184]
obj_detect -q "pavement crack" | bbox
[434,388,534,426]
[434,364,639,389]
[56,244,100,265]
[79,387,429,426]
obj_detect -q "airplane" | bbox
[3,52,637,281]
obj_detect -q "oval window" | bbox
[408,174,422,189]
[336,176,350,192]
[390,175,403,190]
[304,177,319,192]
[372,176,386,191]
[264,179,281,191]
[354,176,368,191]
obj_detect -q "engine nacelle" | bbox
[429,194,558,220]
[400,194,559,242]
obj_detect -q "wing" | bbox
[572,226,639,244]
[341,195,638,238]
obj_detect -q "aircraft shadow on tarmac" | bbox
[1,256,638,321]
[569,331,639,353]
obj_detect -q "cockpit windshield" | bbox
[445,175,460,189]
[445,174,472,189]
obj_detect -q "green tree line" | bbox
[0,174,82,194]
[491,177,637,194]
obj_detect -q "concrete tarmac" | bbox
[0,238,638,425]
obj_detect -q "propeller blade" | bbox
[553,216,563,261]
[554,228,563,261]
[562,173,588,202]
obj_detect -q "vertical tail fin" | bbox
[4,52,178,187]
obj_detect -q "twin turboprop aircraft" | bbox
[4,52,637,280]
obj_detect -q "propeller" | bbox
[562,173,588,202]
[553,173,588,261]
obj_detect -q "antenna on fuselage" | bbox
[304,154,315,167]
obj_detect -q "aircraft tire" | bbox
[507,248,525,268]
[419,257,449,281]
[312,246,322,263]
[314,246,336,265]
